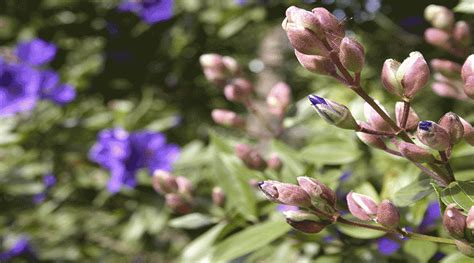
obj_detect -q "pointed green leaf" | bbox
[393,177,433,207]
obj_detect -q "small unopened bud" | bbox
[430,59,462,78]
[432,82,464,99]
[267,82,292,116]
[396,141,434,163]
[346,192,378,221]
[285,6,324,39]
[339,37,365,73]
[363,101,393,132]
[396,51,430,99]
[308,95,358,130]
[176,176,193,196]
[424,28,451,50]
[417,121,451,151]
[467,206,474,230]
[462,55,474,83]
[395,102,420,130]
[235,144,267,171]
[424,5,454,30]
[258,180,312,207]
[311,7,345,41]
[455,240,474,258]
[211,109,245,128]
[439,112,465,145]
[453,21,471,47]
[165,193,192,214]
[297,176,336,213]
[152,170,178,194]
[223,78,253,102]
[356,131,387,150]
[295,50,336,76]
[200,53,224,69]
[376,200,400,229]
[284,22,329,56]
[381,59,403,97]
[267,153,283,172]
[212,187,225,207]
[443,204,467,239]
[464,76,474,99]
[222,56,240,76]
[460,117,474,146]
[283,210,330,233]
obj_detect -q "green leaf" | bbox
[403,239,437,263]
[337,222,386,239]
[441,181,474,213]
[299,134,361,165]
[393,177,433,207]
[454,0,474,14]
[169,213,216,229]
[432,183,447,213]
[441,252,474,263]
[211,220,291,262]
[181,222,227,262]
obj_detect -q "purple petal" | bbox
[15,38,57,66]
[140,0,173,24]
[377,237,401,255]
[418,201,441,232]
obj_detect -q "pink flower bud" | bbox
[466,206,474,230]
[176,176,193,196]
[460,117,474,146]
[462,55,474,83]
[267,153,283,172]
[284,21,329,56]
[165,193,192,214]
[424,28,452,50]
[453,21,471,47]
[267,82,291,116]
[376,200,400,229]
[430,59,462,78]
[364,101,393,132]
[283,210,330,233]
[285,6,325,39]
[438,112,465,145]
[465,76,474,99]
[424,5,454,30]
[297,176,336,212]
[396,141,434,163]
[309,95,358,130]
[339,37,365,73]
[417,121,451,151]
[222,56,240,76]
[455,240,474,258]
[152,170,178,194]
[200,53,224,69]
[311,7,345,42]
[396,51,430,99]
[211,109,245,128]
[346,192,378,221]
[212,186,225,207]
[381,59,403,97]
[294,50,336,76]
[443,204,467,239]
[356,131,387,150]
[258,180,312,207]
[203,68,227,85]
[432,81,465,100]
[235,143,267,171]
[395,102,420,130]
[223,78,253,102]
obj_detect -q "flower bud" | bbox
[430,59,462,78]
[152,170,178,194]
[311,7,345,41]
[295,50,336,76]
[203,68,227,85]
[339,37,365,73]
[464,76,474,99]
[224,78,253,102]
[455,240,474,258]
[376,200,400,229]
[346,191,378,221]
[432,82,464,99]
[453,21,471,47]
[235,143,267,171]
[212,186,225,207]
[439,112,464,145]
[222,56,240,76]
[443,204,467,239]
[297,176,336,213]
[211,109,245,128]
[283,210,330,233]
[396,141,434,163]
[286,6,325,39]
[424,28,452,50]
[200,53,224,69]
[467,206,474,230]
[424,5,454,30]
[308,95,358,130]
[356,131,387,150]
[267,153,283,172]
[176,176,193,196]
[165,193,192,214]
[284,21,329,56]
[395,102,420,130]
[417,121,451,151]
[258,180,312,207]
[396,51,430,99]
[267,82,291,116]
[363,101,393,132]
[460,117,474,146]
[381,59,403,97]
[462,55,474,83]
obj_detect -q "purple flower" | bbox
[0,62,40,116]
[39,70,76,105]
[89,128,180,193]
[377,237,401,255]
[418,201,441,232]
[33,173,57,204]
[235,0,247,5]
[0,237,35,261]
[118,0,173,25]
[15,38,57,66]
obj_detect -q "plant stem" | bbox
[400,229,456,245]
[358,126,397,136]
[400,100,410,129]
[337,217,391,232]
[384,148,403,157]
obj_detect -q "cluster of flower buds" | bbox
[258,177,337,233]
[430,59,467,100]
[416,112,466,151]
[443,205,474,256]
[424,5,471,57]
[346,192,400,229]
[152,170,193,214]
[199,54,240,85]
[235,143,283,172]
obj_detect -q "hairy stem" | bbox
[358,126,397,136]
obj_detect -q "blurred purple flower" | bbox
[33,173,57,204]
[119,0,173,25]
[0,237,35,261]
[235,0,247,5]
[15,38,57,66]
[276,204,299,212]
[39,70,76,105]
[418,201,441,232]
[377,237,401,255]
[89,128,180,193]
[0,62,40,116]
